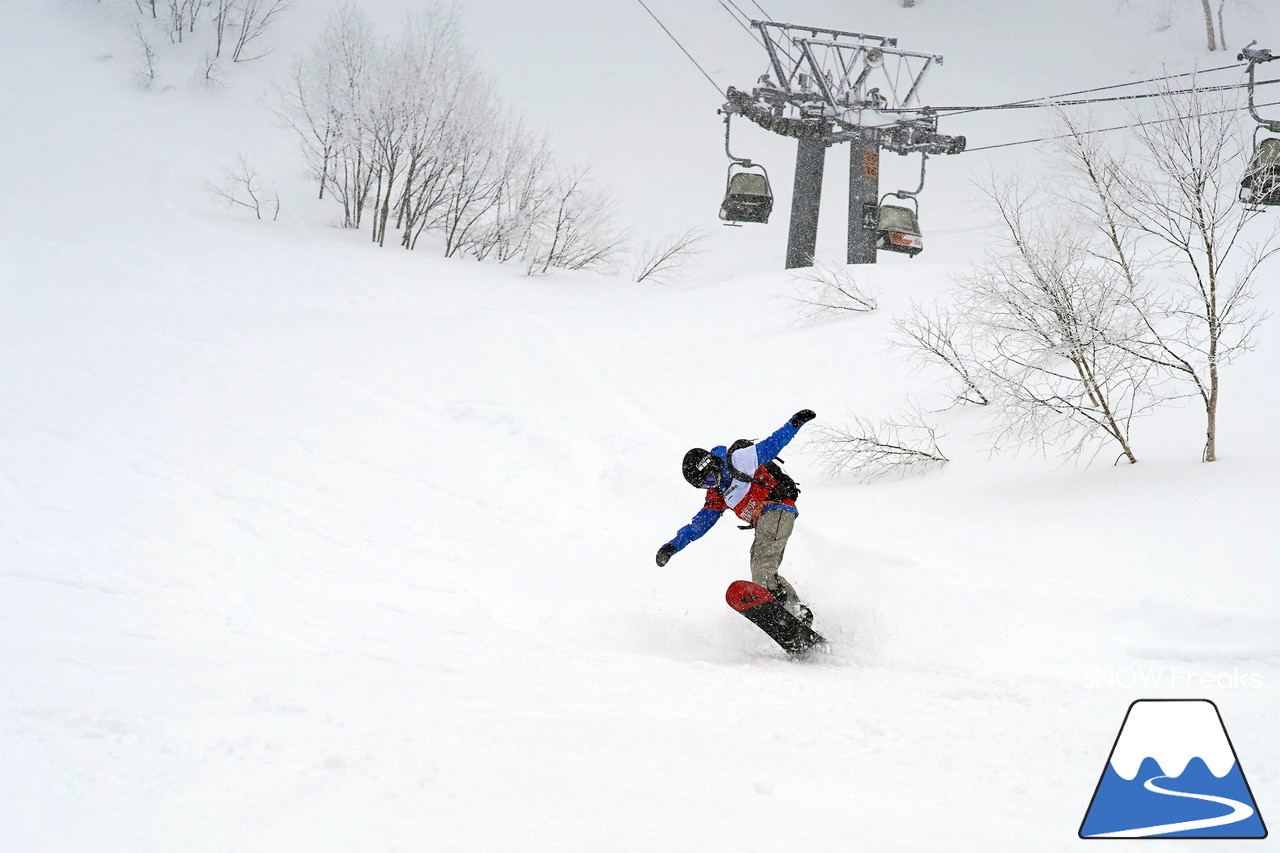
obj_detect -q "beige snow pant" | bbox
[750,508,798,601]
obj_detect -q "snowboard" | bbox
[726,580,826,657]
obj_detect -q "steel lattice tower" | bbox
[722,20,964,267]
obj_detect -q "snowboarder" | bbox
[656,410,817,622]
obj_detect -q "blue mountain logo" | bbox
[1080,699,1266,839]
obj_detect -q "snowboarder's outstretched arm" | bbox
[751,409,817,467]
[657,502,725,566]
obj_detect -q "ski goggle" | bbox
[701,471,720,488]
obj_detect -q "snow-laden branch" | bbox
[807,405,949,482]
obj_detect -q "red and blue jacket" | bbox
[665,419,800,554]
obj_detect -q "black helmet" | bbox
[682,448,724,489]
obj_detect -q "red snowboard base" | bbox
[726,580,825,657]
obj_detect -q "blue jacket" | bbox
[666,418,800,553]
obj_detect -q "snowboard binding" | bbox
[767,582,814,626]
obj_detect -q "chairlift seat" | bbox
[720,168,774,225]
[1241,138,1280,206]
[876,203,923,256]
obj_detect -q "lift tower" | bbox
[722,20,964,268]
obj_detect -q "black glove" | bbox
[656,544,677,567]
[789,409,817,428]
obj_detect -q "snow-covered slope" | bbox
[2,1,1278,851]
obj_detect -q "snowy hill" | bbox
[2,1,1279,851]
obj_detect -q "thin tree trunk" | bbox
[1204,348,1219,462]
[370,170,383,243]
[1074,356,1139,464]
[1217,1,1227,56]
[397,151,418,231]
[1199,0,1218,51]
[377,186,392,248]
[317,151,328,200]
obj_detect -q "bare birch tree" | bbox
[163,0,189,43]
[525,168,626,275]
[472,123,556,263]
[439,128,502,258]
[1053,86,1280,462]
[396,57,474,251]
[314,6,377,229]
[957,176,1159,465]
[365,44,411,248]
[207,153,279,220]
[230,0,291,63]
[133,19,159,90]
[391,9,469,247]
[195,52,226,88]
[210,0,234,58]
[274,55,340,200]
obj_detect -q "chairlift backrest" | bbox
[877,203,920,235]
[728,171,771,198]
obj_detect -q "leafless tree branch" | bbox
[892,303,990,407]
[633,227,710,284]
[806,404,949,482]
[206,153,279,221]
[788,261,878,322]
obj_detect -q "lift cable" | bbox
[922,62,1250,116]
[633,0,725,98]
[720,0,800,70]
[959,96,1280,154]
[717,0,765,50]
[721,0,757,29]
[915,72,1275,115]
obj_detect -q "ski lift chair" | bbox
[1240,137,1280,207]
[719,164,774,225]
[876,200,923,257]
